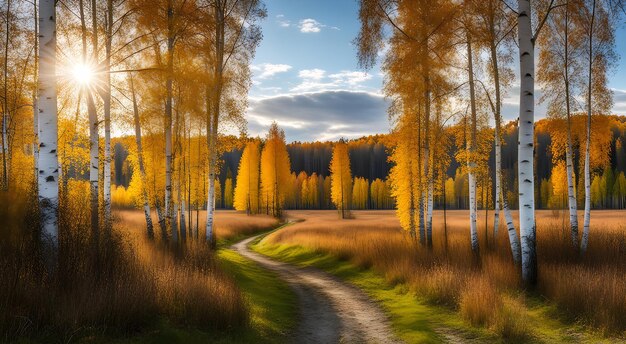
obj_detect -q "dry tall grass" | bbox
[117,209,278,242]
[0,185,256,342]
[264,209,626,336]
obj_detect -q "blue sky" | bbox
[246,0,626,143]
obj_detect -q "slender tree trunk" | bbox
[102,0,113,227]
[2,0,11,191]
[164,0,175,238]
[442,172,448,250]
[33,1,39,185]
[581,0,596,254]
[517,0,537,284]
[426,176,434,246]
[130,75,154,238]
[38,0,59,250]
[487,1,519,257]
[172,201,178,242]
[86,0,99,243]
[467,32,479,252]
[491,31,502,237]
[205,95,217,243]
[562,4,579,247]
[424,72,433,247]
[205,3,225,244]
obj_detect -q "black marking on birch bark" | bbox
[39,170,44,174]
[521,52,530,57]
[524,179,532,183]
[46,176,55,182]
[40,143,45,147]
[522,160,529,163]
[525,73,532,77]
[50,149,56,153]
[39,109,43,113]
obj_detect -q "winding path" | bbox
[231,233,402,344]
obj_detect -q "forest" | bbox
[2,0,626,343]
[109,114,626,211]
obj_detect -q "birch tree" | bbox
[513,0,562,284]
[473,0,521,262]
[37,0,59,249]
[200,0,265,243]
[465,25,479,253]
[538,0,584,247]
[129,73,154,238]
[578,0,616,253]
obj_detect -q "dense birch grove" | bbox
[353,0,623,284]
[0,0,625,297]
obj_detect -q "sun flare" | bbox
[72,64,94,85]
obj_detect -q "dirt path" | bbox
[232,234,402,344]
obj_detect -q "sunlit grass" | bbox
[256,209,626,340]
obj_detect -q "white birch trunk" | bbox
[426,178,434,245]
[88,92,99,238]
[33,0,39,184]
[563,10,579,246]
[205,107,217,243]
[502,192,521,263]
[164,0,174,233]
[102,0,113,226]
[565,129,578,246]
[180,199,186,240]
[494,125,501,235]
[37,0,59,249]
[467,33,479,252]
[205,164,216,243]
[130,75,154,237]
[1,113,7,190]
[517,0,537,283]
[581,133,591,253]
[2,0,10,191]
[581,0,595,254]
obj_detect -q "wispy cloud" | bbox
[251,63,292,79]
[276,14,291,27]
[291,69,373,93]
[299,18,324,33]
[298,68,326,80]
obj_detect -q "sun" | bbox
[72,64,95,85]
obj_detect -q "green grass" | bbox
[251,241,491,343]
[251,239,616,344]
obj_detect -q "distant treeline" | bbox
[112,115,626,210]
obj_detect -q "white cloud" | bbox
[298,68,326,80]
[329,71,373,86]
[251,63,292,79]
[299,18,324,33]
[290,69,374,93]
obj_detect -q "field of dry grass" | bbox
[0,187,282,342]
[117,209,278,243]
[263,209,626,338]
